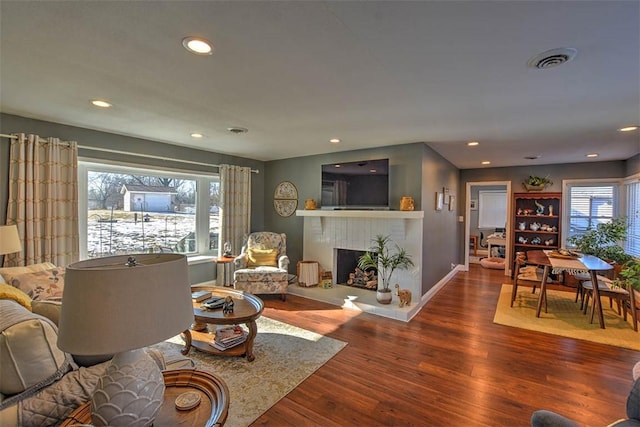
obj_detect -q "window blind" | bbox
[625,180,640,257]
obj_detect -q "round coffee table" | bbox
[182,288,264,362]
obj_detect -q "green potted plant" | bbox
[523,175,553,191]
[567,217,632,266]
[612,257,640,320]
[358,235,414,304]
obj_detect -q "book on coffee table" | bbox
[192,290,212,302]
[209,326,248,351]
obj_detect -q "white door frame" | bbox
[464,180,512,276]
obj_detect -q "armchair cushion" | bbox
[246,248,278,267]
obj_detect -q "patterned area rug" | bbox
[494,284,639,351]
[153,316,347,427]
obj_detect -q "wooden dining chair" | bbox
[511,252,545,309]
[581,279,637,331]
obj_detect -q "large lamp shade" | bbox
[58,253,193,355]
[0,225,21,255]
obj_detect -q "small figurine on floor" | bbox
[395,284,412,308]
[222,296,234,314]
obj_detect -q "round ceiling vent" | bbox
[227,127,248,134]
[528,48,577,69]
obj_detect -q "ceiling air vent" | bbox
[227,127,248,134]
[528,48,577,69]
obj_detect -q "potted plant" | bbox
[612,257,640,316]
[523,175,553,191]
[567,217,632,266]
[358,235,414,304]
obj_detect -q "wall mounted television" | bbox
[321,158,389,210]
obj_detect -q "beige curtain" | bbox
[218,164,251,257]
[4,133,79,267]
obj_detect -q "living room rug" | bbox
[152,316,347,427]
[494,284,639,351]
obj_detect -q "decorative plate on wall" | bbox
[273,181,298,217]
[273,199,297,217]
[274,181,298,200]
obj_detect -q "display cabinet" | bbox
[512,192,562,256]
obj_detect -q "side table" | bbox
[216,256,236,287]
[60,369,229,427]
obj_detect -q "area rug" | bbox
[152,316,347,427]
[494,284,639,351]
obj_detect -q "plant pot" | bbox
[376,289,393,304]
[523,183,546,192]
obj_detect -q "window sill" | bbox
[187,255,216,265]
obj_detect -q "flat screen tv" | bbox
[321,159,389,210]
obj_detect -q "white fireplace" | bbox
[292,210,424,320]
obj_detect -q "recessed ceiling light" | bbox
[586,153,599,158]
[190,133,204,139]
[91,99,112,108]
[369,169,377,173]
[618,126,638,132]
[182,37,214,55]
[467,141,479,146]
[334,164,341,168]
[329,138,341,144]
[481,161,491,165]
[227,127,248,134]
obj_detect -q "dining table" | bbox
[525,250,614,329]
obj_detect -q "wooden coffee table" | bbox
[182,288,264,361]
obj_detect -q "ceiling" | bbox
[1,1,638,169]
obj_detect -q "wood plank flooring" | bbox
[254,264,639,427]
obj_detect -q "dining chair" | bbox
[581,279,637,331]
[511,252,544,309]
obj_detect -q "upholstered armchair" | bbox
[233,232,290,301]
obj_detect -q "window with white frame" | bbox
[79,161,220,259]
[624,177,640,257]
[564,182,618,247]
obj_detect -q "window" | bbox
[624,177,640,257]
[79,162,220,259]
[564,182,618,246]
[478,190,507,229]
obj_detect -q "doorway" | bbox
[464,181,512,276]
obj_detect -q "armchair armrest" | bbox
[234,254,247,269]
[279,255,290,271]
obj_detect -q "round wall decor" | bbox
[274,181,298,200]
[274,181,298,217]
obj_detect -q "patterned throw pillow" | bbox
[246,248,278,267]
[9,268,65,301]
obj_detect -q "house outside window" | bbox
[79,161,220,259]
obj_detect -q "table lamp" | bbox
[57,253,194,427]
[0,224,22,257]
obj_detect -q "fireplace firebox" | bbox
[335,248,377,290]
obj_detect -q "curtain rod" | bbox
[0,133,259,173]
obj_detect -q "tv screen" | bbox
[321,159,389,209]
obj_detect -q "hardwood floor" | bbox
[255,264,639,427]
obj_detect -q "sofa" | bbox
[531,363,640,427]
[0,263,194,426]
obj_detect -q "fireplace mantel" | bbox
[296,210,423,219]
